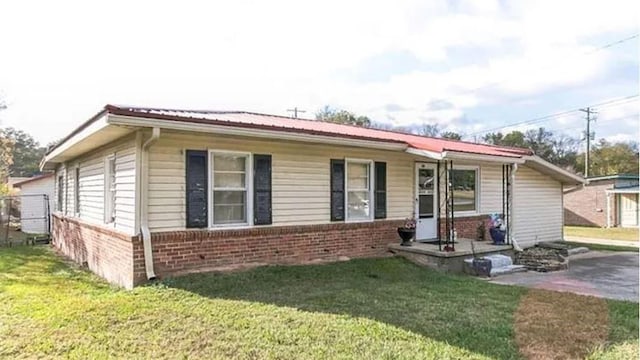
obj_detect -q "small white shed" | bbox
[12,174,55,234]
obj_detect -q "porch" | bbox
[388,239,514,273]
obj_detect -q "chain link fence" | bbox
[0,194,51,247]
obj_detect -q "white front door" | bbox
[620,194,639,227]
[415,163,437,240]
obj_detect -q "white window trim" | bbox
[449,165,480,216]
[344,158,375,223]
[207,149,253,229]
[104,155,116,225]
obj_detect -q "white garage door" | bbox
[620,194,639,228]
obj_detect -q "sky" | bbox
[0,0,638,147]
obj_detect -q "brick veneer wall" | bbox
[438,214,493,241]
[51,214,140,289]
[133,219,406,285]
[564,181,616,227]
[53,214,405,287]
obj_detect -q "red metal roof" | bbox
[106,105,533,158]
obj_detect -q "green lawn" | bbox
[0,246,637,359]
[565,226,639,241]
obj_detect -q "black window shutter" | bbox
[374,162,387,219]
[253,154,272,225]
[185,150,208,228]
[330,159,345,221]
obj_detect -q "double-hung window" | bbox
[345,159,373,221]
[57,175,64,212]
[104,156,116,224]
[74,167,80,216]
[450,167,479,213]
[210,152,250,226]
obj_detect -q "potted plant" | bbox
[397,218,416,246]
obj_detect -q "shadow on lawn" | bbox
[164,257,528,359]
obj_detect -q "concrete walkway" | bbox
[490,251,639,302]
[564,236,639,248]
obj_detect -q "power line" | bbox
[467,94,639,136]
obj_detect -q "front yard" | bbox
[0,246,637,359]
[565,226,639,241]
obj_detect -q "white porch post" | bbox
[606,192,612,228]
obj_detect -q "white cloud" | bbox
[0,0,637,144]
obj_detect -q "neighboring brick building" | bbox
[564,174,639,228]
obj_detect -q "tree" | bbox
[315,106,371,127]
[0,128,14,184]
[418,124,440,137]
[440,131,462,140]
[576,139,639,176]
[2,127,46,177]
[0,100,14,183]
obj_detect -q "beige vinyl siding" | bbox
[513,165,563,248]
[147,131,414,231]
[55,135,138,235]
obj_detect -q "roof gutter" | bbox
[140,127,160,280]
[442,150,526,164]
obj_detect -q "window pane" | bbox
[214,154,245,171]
[214,173,245,188]
[213,190,246,224]
[347,190,370,220]
[347,162,369,189]
[451,169,476,212]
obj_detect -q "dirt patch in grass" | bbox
[515,289,609,359]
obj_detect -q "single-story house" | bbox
[11,173,55,234]
[564,174,639,228]
[41,105,584,288]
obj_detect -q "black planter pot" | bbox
[397,228,415,246]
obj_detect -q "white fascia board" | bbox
[443,150,526,164]
[606,188,640,194]
[525,155,585,184]
[41,114,110,168]
[108,115,408,151]
[405,147,443,160]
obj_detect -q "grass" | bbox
[563,241,639,252]
[0,246,637,359]
[565,226,639,241]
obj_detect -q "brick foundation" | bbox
[52,214,405,287]
[51,214,139,289]
[136,220,405,284]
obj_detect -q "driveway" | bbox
[565,236,639,248]
[490,251,639,302]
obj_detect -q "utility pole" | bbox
[286,107,306,119]
[579,107,597,177]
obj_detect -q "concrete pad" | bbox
[489,251,639,302]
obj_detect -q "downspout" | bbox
[140,127,160,279]
[510,163,523,252]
